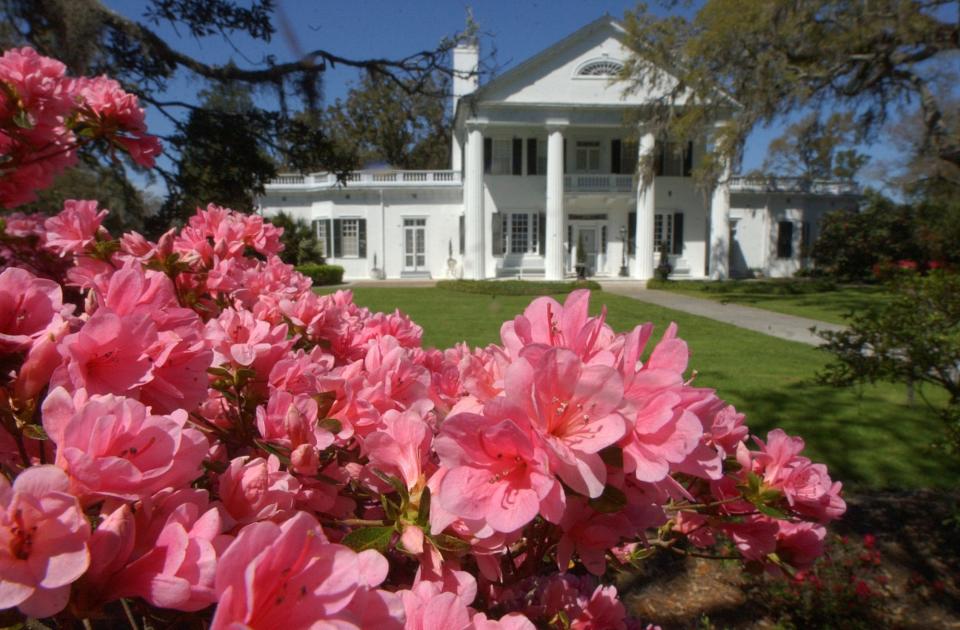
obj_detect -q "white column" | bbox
[544,125,566,281]
[463,125,485,279]
[709,156,731,279]
[634,132,656,280]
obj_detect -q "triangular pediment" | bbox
[471,16,675,108]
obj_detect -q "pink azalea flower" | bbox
[41,388,208,502]
[570,584,628,630]
[51,309,158,396]
[434,403,563,534]
[556,497,633,575]
[0,466,90,618]
[364,408,433,491]
[217,455,299,528]
[43,199,108,257]
[0,266,72,353]
[212,512,375,629]
[504,348,626,498]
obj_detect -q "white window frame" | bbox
[315,219,330,258]
[575,141,601,173]
[654,212,674,254]
[491,139,513,175]
[341,218,360,257]
[504,211,540,255]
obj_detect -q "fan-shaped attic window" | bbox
[576,59,624,77]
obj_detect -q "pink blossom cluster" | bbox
[0,47,161,208]
[0,197,846,627]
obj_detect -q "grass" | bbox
[646,279,892,325]
[319,285,957,490]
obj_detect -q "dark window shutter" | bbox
[672,213,684,255]
[654,141,664,177]
[563,138,567,174]
[567,224,573,255]
[492,214,503,255]
[527,138,538,175]
[611,139,622,174]
[512,138,522,175]
[683,141,693,177]
[324,218,333,258]
[459,215,465,255]
[801,221,811,257]
[483,138,492,174]
[601,225,608,252]
[628,212,637,256]
[358,219,367,258]
[311,219,319,238]
[538,213,546,255]
[777,221,794,258]
[332,219,342,258]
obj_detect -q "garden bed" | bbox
[436,278,601,296]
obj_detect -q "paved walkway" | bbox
[600,280,845,346]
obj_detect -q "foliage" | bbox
[436,279,601,296]
[620,0,960,188]
[323,71,451,169]
[647,278,838,295]
[296,262,344,286]
[818,270,960,452]
[743,534,892,629]
[763,112,868,182]
[269,211,325,266]
[811,193,957,281]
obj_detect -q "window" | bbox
[575,141,601,172]
[577,59,624,77]
[501,212,540,254]
[654,213,674,253]
[655,141,693,177]
[538,139,547,174]
[491,139,513,175]
[341,219,359,257]
[459,215,465,255]
[331,218,366,258]
[621,141,638,174]
[777,221,794,258]
[313,219,330,258]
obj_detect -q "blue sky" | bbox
[103,0,886,188]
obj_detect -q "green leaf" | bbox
[341,526,394,553]
[12,109,32,130]
[588,485,627,513]
[598,446,623,468]
[372,469,409,502]
[755,503,790,519]
[21,425,48,440]
[416,486,431,526]
[207,366,232,378]
[317,417,342,434]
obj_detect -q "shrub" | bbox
[437,278,601,296]
[296,262,344,285]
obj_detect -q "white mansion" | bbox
[259,16,859,281]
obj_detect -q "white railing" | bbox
[728,176,860,196]
[564,174,635,193]
[267,170,462,188]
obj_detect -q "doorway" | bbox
[574,226,598,276]
[403,218,426,272]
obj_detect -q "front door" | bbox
[403,218,426,272]
[576,227,598,276]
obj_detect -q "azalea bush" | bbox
[0,47,846,629]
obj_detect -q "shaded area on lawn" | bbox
[647,279,892,325]
[322,286,958,489]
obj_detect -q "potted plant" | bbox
[654,243,672,281]
[575,231,588,280]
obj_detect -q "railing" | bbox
[564,174,635,193]
[267,170,462,188]
[728,176,860,195]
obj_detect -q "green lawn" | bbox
[647,280,892,325]
[322,285,956,490]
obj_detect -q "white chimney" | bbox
[451,42,479,117]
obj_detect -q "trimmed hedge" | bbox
[646,278,838,294]
[436,279,602,296]
[296,263,345,286]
